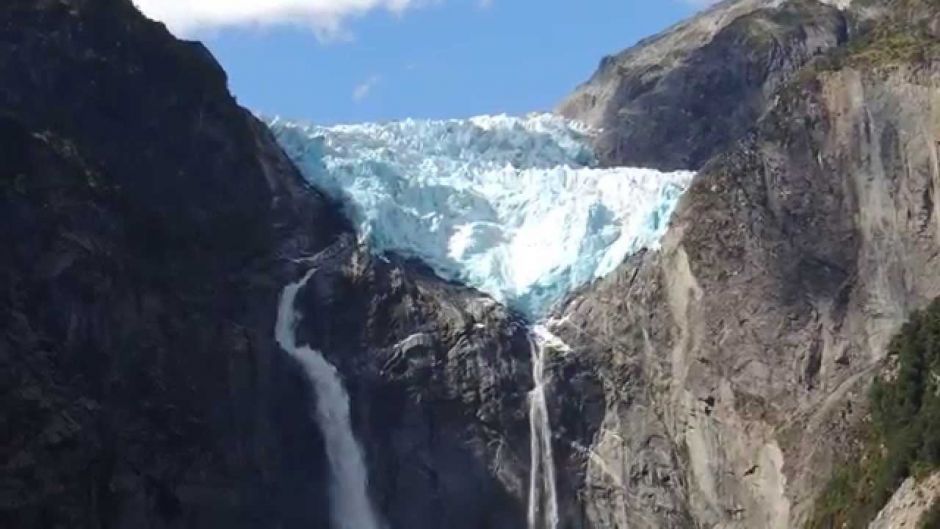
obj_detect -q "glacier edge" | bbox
[269,113,694,318]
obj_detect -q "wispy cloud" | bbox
[352,75,382,102]
[134,0,430,40]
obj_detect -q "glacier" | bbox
[269,113,694,318]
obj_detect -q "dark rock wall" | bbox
[0,2,535,528]
[293,239,534,529]
[0,1,356,527]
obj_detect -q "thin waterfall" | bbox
[275,268,383,529]
[528,325,560,529]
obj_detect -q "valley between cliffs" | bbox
[1,0,939,528]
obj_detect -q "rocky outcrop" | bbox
[549,14,940,529]
[558,0,851,171]
[869,471,940,529]
[291,238,534,529]
[0,1,532,528]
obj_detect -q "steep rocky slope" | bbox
[291,238,534,529]
[558,0,853,171]
[0,1,532,528]
[0,1,342,526]
[869,471,940,529]
[548,1,940,527]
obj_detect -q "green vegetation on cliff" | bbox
[837,22,940,68]
[814,0,939,70]
[810,299,940,529]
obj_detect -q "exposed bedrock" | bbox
[557,0,852,171]
[551,48,940,529]
[0,1,535,527]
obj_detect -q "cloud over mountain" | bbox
[134,0,429,39]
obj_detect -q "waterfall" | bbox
[275,268,383,529]
[269,112,688,529]
[528,325,560,529]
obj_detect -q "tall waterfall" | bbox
[528,326,560,529]
[275,268,383,529]
[269,112,693,528]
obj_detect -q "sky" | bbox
[134,0,714,125]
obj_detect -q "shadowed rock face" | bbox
[869,470,940,529]
[0,1,346,527]
[558,0,850,171]
[0,1,533,528]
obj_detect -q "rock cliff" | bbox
[0,1,531,528]
[549,0,940,527]
[0,1,339,526]
[292,239,534,529]
[557,0,852,171]
[869,471,940,529]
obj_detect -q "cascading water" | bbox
[528,326,560,529]
[269,112,693,527]
[275,268,383,529]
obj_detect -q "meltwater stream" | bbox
[270,113,693,528]
[275,268,383,529]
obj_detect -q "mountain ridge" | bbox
[2,0,939,528]
[0,1,532,527]
[548,1,940,527]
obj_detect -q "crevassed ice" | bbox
[269,113,694,318]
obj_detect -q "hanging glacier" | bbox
[269,113,694,318]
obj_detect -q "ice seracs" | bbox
[269,112,695,526]
[269,113,694,318]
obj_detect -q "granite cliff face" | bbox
[869,470,940,529]
[557,0,853,171]
[291,238,534,529]
[547,1,940,527]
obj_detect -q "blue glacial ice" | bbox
[269,113,694,318]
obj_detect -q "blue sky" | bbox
[136,1,707,124]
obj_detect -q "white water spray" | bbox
[275,268,383,529]
[527,325,561,529]
[267,112,690,528]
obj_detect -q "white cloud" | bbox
[352,75,382,102]
[133,0,428,39]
